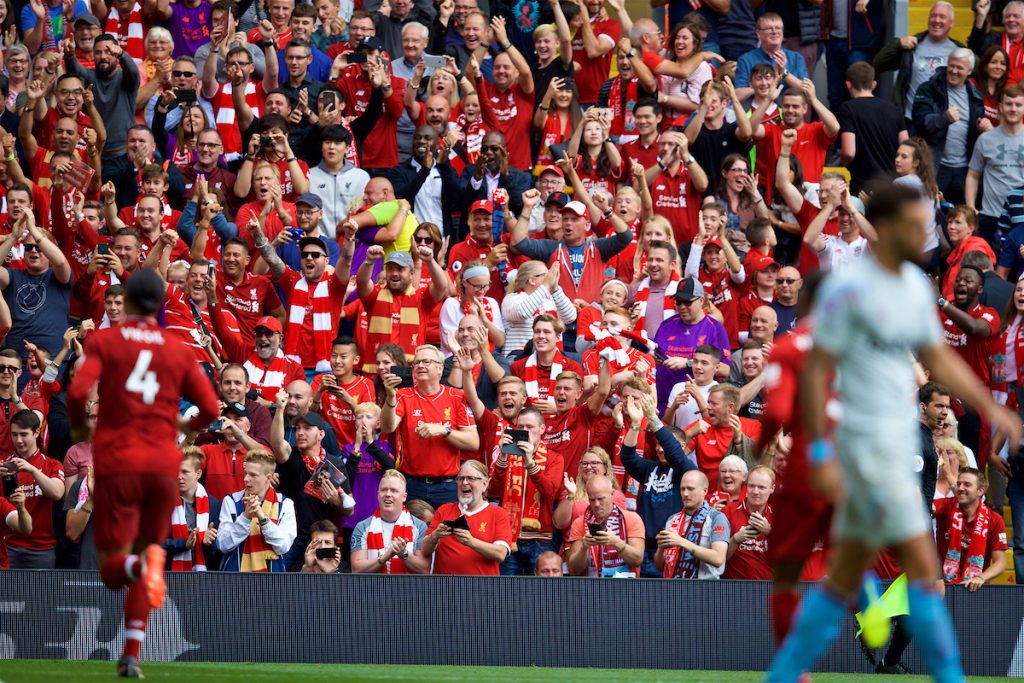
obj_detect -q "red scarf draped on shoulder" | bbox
[499,443,549,538]
[365,507,416,574]
[942,504,992,583]
[523,349,569,400]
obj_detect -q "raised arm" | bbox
[491,17,533,94]
[270,391,293,464]
[774,128,805,215]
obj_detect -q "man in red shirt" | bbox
[335,37,405,171]
[644,131,708,245]
[447,199,511,302]
[2,410,63,568]
[723,465,775,580]
[487,406,564,575]
[0,350,45,455]
[570,0,619,106]
[356,246,448,366]
[422,459,514,575]
[67,269,219,679]
[469,17,534,171]
[753,80,840,202]
[938,265,999,465]
[684,384,759,491]
[310,336,375,443]
[216,238,286,349]
[621,99,660,170]
[510,314,583,403]
[381,345,479,507]
[934,468,1007,588]
[543,365,610,479]
[254,228,353,377]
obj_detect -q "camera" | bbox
[259,134,273,149]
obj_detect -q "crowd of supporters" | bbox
[0,0,1017,588]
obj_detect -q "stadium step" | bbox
[907,0,975,45]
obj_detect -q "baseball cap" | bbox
[538,164,563,179]
[561,200,587,217]
[222,401,249,419]
[704,234,723,249]
[74,12,101,27]
[295,412,327,430]
[358,36,385,52]
[673,277,705,302]
[298,235,329,255]
[295,193,323,210]
[469,199,494,215]
[254,316,282,335]
[748,253,779,274]
[126,269,166,315]
[544,191,569,208]
[384,251,414,268]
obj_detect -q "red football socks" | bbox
[771,589,801,649]
[100,554,142,590]
[122,580,150,660]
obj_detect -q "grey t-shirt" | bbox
[942,85,970,167]
[970,126,1024,217]
[905,38,956,118]
[831,0,848,38]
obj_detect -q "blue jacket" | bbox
[619,425,696,543]
[911,67,985,164]
[163,494,223,571]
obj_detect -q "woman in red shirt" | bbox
[534,77,580,172]
[972,46,1009,131]
[569,108,623,199]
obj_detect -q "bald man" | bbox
[730,306,778,383]
[277,380,342,458]
[771,267,803,335]
[343,176,420,279]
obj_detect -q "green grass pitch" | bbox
[0,661,1014,683]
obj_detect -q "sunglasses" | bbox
[300,251,326,259]
[23,243,41,253]
[413,236,434,244]
[777,278,800,284]
[0,365,19,373]
[172,70,196,78]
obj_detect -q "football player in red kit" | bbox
[67,269,219,679]
[757,272,832,653]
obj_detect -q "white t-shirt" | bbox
[818,234,870,273]
[813,259,942,443]
[667,381,717,429]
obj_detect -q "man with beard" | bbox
[274,379,342,457]
[195,364,273,449]
[307,126,369,240]
[0,211,73,360]
[656,470,730,579]
[381,345,479,506]
[211,238,286,348]
[350,470,430,573]
[630,240,681,340]
[355,247,449,365]
[254,224,354,378]
[387,126,459,234]
[74,228,140,326]
[270,397,354,570]
[938,266,999,463]
[460,131,532,219]
[935,468,1008,587]
[752,81,840,203]
[145,57,215,135]
[684,384,759,491]
[620,391,696,577]
[104,190,189,263]
[422,459,514,575]
[459,362,527,467]
[243,317,304,403]
[64,35,139,195]
[72,14,101,67]
[273,194,340,273]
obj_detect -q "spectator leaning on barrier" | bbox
[300,519,343,574]
[656,470,730,580]
[934,468,1008,589]
[350,469,429,574]
[566,475,645,577]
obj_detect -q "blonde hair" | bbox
[532,23,557,41]
[244,449,276,474]
[414,344,444,364]
[509,260,547,293]
[380,468,407,485]
[935,437,969,470]
[180,446,205,470]
[636,216,682,277]
[574,447,619,501]
[354,402,381,417]
[427,69,460,108]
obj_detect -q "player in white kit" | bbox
[766,184,1022,683]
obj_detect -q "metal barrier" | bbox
[0,571,1021,676]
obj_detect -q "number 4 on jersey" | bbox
[126,350,161,405]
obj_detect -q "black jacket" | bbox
[163,494,224,571]
[458,165,532,217]
[911,67,985,164]
[620,425,697,543]
[386,157,462,235]
[873,31,966,110]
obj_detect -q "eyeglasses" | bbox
[464,281,489,290]
[455,475,485,483]
[777,278,800,284]
[196,141,221,149]
[23,243,41,253]
[0,365,19,373]
[300,251,326,259]
[227,61,252,68]
[410,358,441,366]
[644,30,662,38]
[727,167,748,174]
[296,208,321,217]
[413,235,434,244]
[172,70,196,78]
[757,25,783,33]
[581,461,604,469]
[57,89,84,96]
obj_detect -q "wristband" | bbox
[808,438,835,465]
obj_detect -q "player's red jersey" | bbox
[67,318,220,478]
[759,320,833,566]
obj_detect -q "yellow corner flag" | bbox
[855,574,909,646]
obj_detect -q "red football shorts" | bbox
[768,490,833,565]
[92,473,178,553]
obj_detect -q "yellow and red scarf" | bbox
[240,488,282,573]
[499,443,549,538]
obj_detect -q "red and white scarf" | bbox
[523,349,569,400]
[499,443,549,538]
[590,322,631,372]
[105,2,145,66]
[633,276,679,333]
[170,483,209,571]
[244,350,293,400]
[942,504,992,583]
[584,505,633,576]
[285,274,333,372]
[365,507,416,574]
